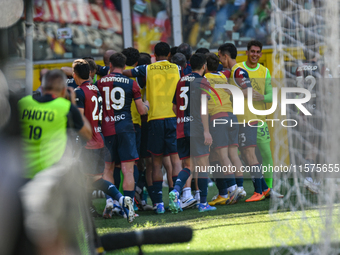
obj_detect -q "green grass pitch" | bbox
[93,179,326,255]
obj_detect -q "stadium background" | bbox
[5,0,296,167]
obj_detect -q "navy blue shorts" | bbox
[177,137,190,160]
[104,132,139,163]
[147,118,177,156]
[210,114,239,150]
[238,122,258,149]
[140,121,151,158]
[80,147,106,175]
[134,124,141,156]
[190,136,210,158]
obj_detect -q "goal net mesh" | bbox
[270,0,340,254]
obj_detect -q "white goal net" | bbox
[270,0,340,254]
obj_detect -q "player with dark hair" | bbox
[133,52,154,211]
[241,40,283,198]
[122,47,140,67]
[177,43,192,75]
[169,53,216,213]
[61,57,98,88]
[203,53,241,205]
[296,39,325,194]
[216,43,246,200]
[73,59,134,220]
[123,42,182,214]
[229,42,270,202]
[19,69,92,179]
[195,47,210,55]
[168,46,179,61]
[96,53,149,222]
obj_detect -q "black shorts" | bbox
[79,147,106,175]
[140,121,151,158]
[104,132,139,163]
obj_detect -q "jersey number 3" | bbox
[179,86,189,111]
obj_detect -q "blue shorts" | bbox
[190,136,210,158]
[238,122,258,149]
[210,114,239,149]
[134,124,141,156]
[177,137,190,160]
[147,118,177,156]
[104,132,139,163]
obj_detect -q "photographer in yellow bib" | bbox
[19,70,92,179]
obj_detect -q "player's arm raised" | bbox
[68,88,92,141]
[61,67,73,77]
[234,67,253,98]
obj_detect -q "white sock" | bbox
[182,188,191,199]
[220,194,229,198]
[227,184,237,193]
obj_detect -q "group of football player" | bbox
[24,40,289,223]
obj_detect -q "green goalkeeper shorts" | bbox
[257,122,271,144]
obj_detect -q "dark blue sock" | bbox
[235,176,244,188]
[169,187,173,193]
[215,178,228,196]
[133,165,139,187]
[93,179,122,201]
[147,185,155,205]
[114,167,121,189]
[173,168,191,193]
[251,164,262,194]
[105,194,112,200]
[226,173,236,188]
[153,181,163,204]
[124,190,135,200]
[198,172,208,204]
[261,177,269,191]
[137,172,146,191]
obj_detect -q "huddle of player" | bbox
[82,40,284,218]
[20,40,287,224]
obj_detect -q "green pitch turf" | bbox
[93,179,326,255]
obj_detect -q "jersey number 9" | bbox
[103,87,125,110]
[29,125,42,140]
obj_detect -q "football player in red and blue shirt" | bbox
[96,53,149,221]
[169,53,216,213]
[73,59,135,221]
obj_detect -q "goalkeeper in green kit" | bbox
[242,40,283,198]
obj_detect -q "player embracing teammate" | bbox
[169,53,216,213]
